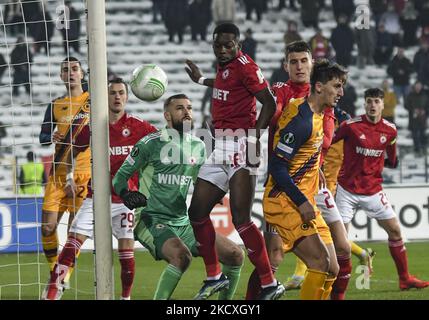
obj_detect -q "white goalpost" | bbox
[0,0,113,300]
[86,0,113,300]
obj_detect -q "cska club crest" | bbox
[222,69,229,80]
[122,127,130,137]
[189,156,197,165]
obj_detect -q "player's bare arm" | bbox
[185,59,214,87]
[253,87,276,136]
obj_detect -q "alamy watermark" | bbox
[355,1,371,30]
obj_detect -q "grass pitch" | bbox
[1,241,428,300]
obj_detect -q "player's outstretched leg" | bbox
[43,235,83,300]
[230,170,284,300]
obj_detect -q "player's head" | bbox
[285,40,313,84]
[108,78,128,115]
[212,23,241,66]
[364,87,384,122]
[163,94,193,132]
[60,56,84,89]
[311,59,348,107]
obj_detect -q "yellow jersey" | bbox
[39,91,91,176]
[265,98,324,207]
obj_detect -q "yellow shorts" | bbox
[263,196,333,252]
[42,173,91,214]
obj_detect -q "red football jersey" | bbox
[77,113,157,203]
[211,51,268,130]
[332,115,397,195]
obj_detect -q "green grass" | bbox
[1,241,429,300]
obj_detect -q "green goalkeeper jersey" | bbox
[113,128,206,226]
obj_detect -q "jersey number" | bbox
[323,191,335,209]
[120,212,134,228]
[77,186,85,198]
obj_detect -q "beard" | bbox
[172,119,194,133]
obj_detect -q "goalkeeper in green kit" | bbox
[113,94,244,300]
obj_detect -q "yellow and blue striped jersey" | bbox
[265,97,324,205]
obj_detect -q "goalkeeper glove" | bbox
[120,190,147,210]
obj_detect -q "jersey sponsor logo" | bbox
[60,112,89,123]
[109,145,133,156]
[212,88,230,101]
[122,128,130,137]
[222,69,229,79]
[282,132,295,144]
[238,55,250,65]
[158,173,193,186]
[380,135,387,144]
[356,146,383,157]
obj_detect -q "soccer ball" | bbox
[130,64,168,102]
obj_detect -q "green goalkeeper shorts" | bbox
[134,218,199,261]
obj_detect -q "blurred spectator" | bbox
[151,0,165,23]
[4,3,25,36]
[417,1,429,29]
[332,0,355,23]
[244,0,264,23]
[61,1,81,54]
[405,81,429,156]
[189,0,212,42]
[21,0,40,22]
[387,47,413,103]
[19,151,46,195]
[309,28,332,60]
[381,79,398,124]
[11,36,32,97]
[241,28,257,61]
[30,3,55,55]
[300,0,320,29]
[0,53,7,85]
[369,0,388,27]
[278,0,297,11]
[374,23,394,65]
[355,21,376,68]
[212,0,236,25]
[337,81,357,117]
[164,0,189,44]
[413,41,429,87]
[380,3,402,46]
[283,20,302,47]
[420,26,429,46]
[400,1,418,47]
[0,122,6,154]
[330,14,355,67]
[270,58,289,85]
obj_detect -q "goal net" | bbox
[0,0,93,300]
